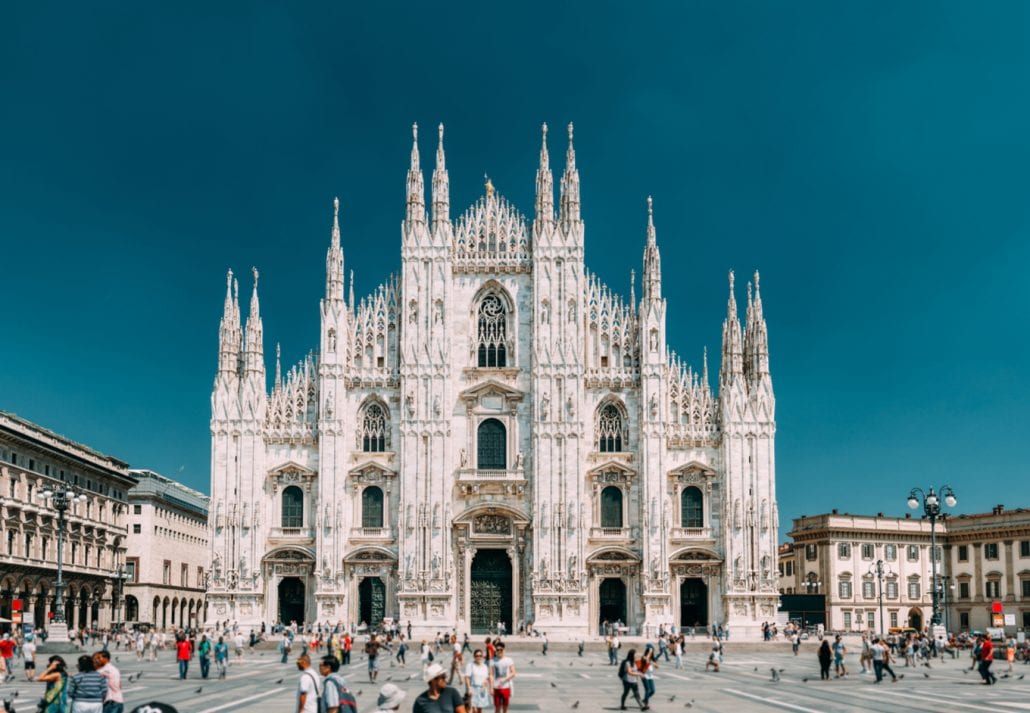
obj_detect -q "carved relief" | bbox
[474,514,511,535]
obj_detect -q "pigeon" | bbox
[669,695,677,701]
[115,656,120,663]
[529,660,535,666]
[275,679,284,684]
[1019,674,1025,680]
[962,669,969,674]
[898,674,905,680]
[923,673,930,678]
[771,668,781,682]
[195,688,203,694]
[572,703,580,709]
[1001,674,1011,679]
[550,682,557,688]
[754,667,758,672]
[569,661,573,667]
[802,677,809,683]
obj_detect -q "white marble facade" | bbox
[206,123,779,638]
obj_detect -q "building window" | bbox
[908,580,920,599]
[986,580,1001,599]
[843,611,852,629]
[1022,580,1030,598]
[839,579,852,598]
[181,563,188,587]
[125,560,136,582]
[133,504,142,515]
[600,486,624,529]
[933,546,942,562]
[681,486,703,528]
[163,561,171,586]
[132,524,141,534]
[361,486,384,528]
[476,293,508,367]
[476,419,506,470]
[1021,541,1030,558]
[361,401,388,452]
[959,581,970,599]
[281,486,304,528]
[861,544,875,560]
[805,544,818,561]
[907,545,919,562]
[958,545,969,562]
[884,544,897,561]
[41,537,49,561]
[862,580,875,599]
[867,611,875,629]
[597,403,625,452]
[890,611,898,628]
[985,543,1000,560]
[838,543,851,559]
[960,612,970,629]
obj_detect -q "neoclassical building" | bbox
[206,123,779,637]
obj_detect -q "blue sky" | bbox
[2,2,1028,538]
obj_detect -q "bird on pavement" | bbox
[771,668,780,682]
[275,679,284,684]
[195,688,203,694]
[923,673,930,678]
[529,660,535,666]
[571,703,579,709]
[802,677,809,683]
[550,682,557,688]
[1019,674,1025,680]
[669,695,677,702]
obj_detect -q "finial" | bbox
[542,121,548,138]
[567,122,574,143]
[348,269,355,305]
[438,122,444,142]
[233,277,239,302]
[333,196,339,219]
[225,268,233,293]
[728,270,735,290]
[412,122,418,141]
[754,270,761,295]
[747,280,753,304]
[276,342,281,359]
[251,266,259,288]
[647,195,653,217]
[485,175,494,198]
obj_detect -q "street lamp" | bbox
[868,559,895,637]
[907,485,957,627]
[37,485,87,641]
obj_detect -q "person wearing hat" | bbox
[372,682,406,712]
[413,662,466,713]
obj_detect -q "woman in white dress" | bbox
[463,649,491,713]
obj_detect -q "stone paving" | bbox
[2,642,1029,712]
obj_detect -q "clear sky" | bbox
[2,2,1028,539]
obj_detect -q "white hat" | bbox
[377,682,407,708]
[423,662,447,683]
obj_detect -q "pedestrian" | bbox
[978,635,997,685]
[412,662,463,712]
[197,634,212,679]
[817,639,832,680]
[449,634,463,684]
[639,647,657,708]
[22,634,36,681]
[463,649,490,713]
[489,641,516,713]
[541,632,548,656]
[791,631,800,656]
[0,632,14,681]
[175,634,191,680]
[673,636,683,669]
[67,655,107,713]
[134,632,145,662]
[318,654,352,713]
[1007,637,1017,672]
[832,635,847,677]
[280,634,293,664]
[34,655,69,713]
[92,650,123,713]
[295,652,321,713]
[618,648,646,711]
[214,636,229,679]
[396,636,408,665]
[233,631,245,658]
[373,681,407,712]
[705,640,721,673]
[366,633,382,683]
[342,632,352,666]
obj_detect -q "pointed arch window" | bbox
[362,486,384,528]
[597,402,625,452]
[281,486,304,528]
[361,402,388,452]
[477,294,507,367]
[681,486,703,528]
[600,486,623,528]
[477,418,506,470]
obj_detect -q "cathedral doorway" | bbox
[358,577,386,629]
[278,577,306,626]
[680,578,708,628]
[470,549,512,634]
[599,578,627,627]
[908,608,923,631]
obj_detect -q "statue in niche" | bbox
[567,507,576,531]
[432,504,440,530]
[322,556,331,577]
[540,393,550,421]
[239,557,248,579]
[746,500,756,527]
[568,553,577,574]
[649,329,658,351]
[405,390,415,417]
[540,300,550,325]
[651,554,659,574]
[241,502,249,528]
[431,553,440,577]
[459,449,467,467]
[733,499,742,529]
[433,395,441,417]
[323,504,331,528]
[325,392,334,418]
[433,300,443,324]
[566,396,575,419]
[327,329,337,352]
[405,552,414,576]
[515,451,524,469]
[539,557,548,578]
[253,501,260,528]
[567,300,576,323]
[649,394,658,419]
[212,553,222,579]
[408,299,418,324]
[540,502,548,531]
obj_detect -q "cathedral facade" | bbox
[206,123,779,638]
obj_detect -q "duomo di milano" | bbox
[206,122,779,638]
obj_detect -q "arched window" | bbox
[597,403,625,452]
[281,486,304,528]
[600,486,623,528]
[362,486,384,528]
[477,419,506,470]
[361,402,388,452]
[681,486,703,528]
[477,294,508,367]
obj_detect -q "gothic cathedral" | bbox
[206,123,779,638]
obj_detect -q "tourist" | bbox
[413,662,464,713]
[280,633,293,664]
[449,633,463,684]
[978,634,997,685]
[705,638,721,672]
[832,634,847,677]
[214,636,229,679]
[232,630,245,658]
[295,652,321,713]
[0,633,14,681]
[463,649,490,713]
[175,634,192,680]
[21,634,36,681]
[365,633,381,683]
[639,647,657,708]
[318,654,352,713]
[34,655,69,713]
[373,682,406,712]
[817,639,832,680]
[618,648,646,711]
[489,641,516,713]
[92,650,123,713]
[67,655,107,713]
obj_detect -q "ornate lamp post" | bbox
[37,485,87,641]
[907,486,957,627]
[868,559,895,636]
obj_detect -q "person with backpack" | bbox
[214,636,229,679]
[373,682,406,712]
[198,634,212,679]
[295,652,321,713]
[318,655,355,713]
[618,649,646,711]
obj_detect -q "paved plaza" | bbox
[3,640,1029,713]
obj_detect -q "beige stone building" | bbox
[125,469,210,629]
[0,411,135,633]
[788,507,1030,634]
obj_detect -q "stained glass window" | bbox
[597,403,624,452]
[477,295,507,367]
[362,402,387,452]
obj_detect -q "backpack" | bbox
[321,676,358,713]
[617,659,629,681]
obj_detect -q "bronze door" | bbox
[470,549,512,634]
[359,577,386,628]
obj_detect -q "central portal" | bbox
[358,577,386,629]
[470,549,512,634]
[680,578,708,628]
[278,577,306,626]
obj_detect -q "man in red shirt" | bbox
[176,635,192,680]
[0,633,15,680]
[978,635,997,685]
[342,633,352,666]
